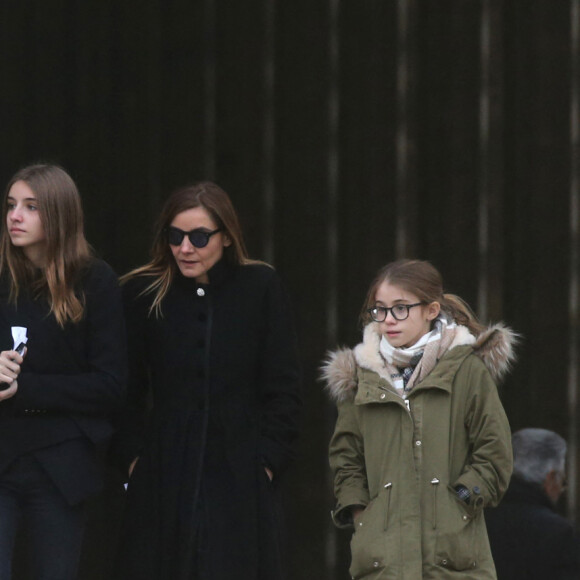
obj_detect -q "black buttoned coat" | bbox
[112,260,301,580]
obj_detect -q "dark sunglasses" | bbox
[166,226,222,248]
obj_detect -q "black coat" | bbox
[485,476,580,579]
[112,260,302,580]
[0,259,127,504]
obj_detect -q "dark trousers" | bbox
[0,454,85,580]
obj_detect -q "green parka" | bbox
[324,323,515,580]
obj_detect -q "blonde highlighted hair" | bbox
[122,181,258,316]
[361,259,484,335]
[0,164,92,326]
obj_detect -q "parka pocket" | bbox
[433,485,480,572]
[349,502,383,577]
[349,483,394,579]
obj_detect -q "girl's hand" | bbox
[351,506,365,523]
[0,349,23,385]
[0,349,23,401]
[0,380,18,401]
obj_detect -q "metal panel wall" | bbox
[0,1,578,578]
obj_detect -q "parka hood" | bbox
[322,322,518,402]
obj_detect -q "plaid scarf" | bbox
[379,316,458,394]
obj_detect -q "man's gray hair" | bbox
[512,428,567,485]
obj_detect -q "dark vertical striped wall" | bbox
[0,1,579,578]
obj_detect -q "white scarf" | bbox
[379,316,457,394]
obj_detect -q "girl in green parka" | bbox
[323,259,515,580]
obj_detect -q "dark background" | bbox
[1,1,579,578]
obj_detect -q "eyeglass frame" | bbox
[165,226,222,248]
[367,302,426,322]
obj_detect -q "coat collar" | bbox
[173,258,235,292]
[502,476,555,511]
[353,323,475,382]
[322,322,518,402]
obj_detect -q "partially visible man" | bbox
[486,428,580,579]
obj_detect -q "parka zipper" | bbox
[431,477,440,529]
[383,482,392,530]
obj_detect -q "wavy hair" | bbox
[0,164,92,326]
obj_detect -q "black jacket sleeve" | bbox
[258,272,302,477]
[109,277,151,473]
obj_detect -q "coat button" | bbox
[462,515,469,521]
[415,440,422,446]
[197,288,205,297]
[380,393,386,399]
[373,561,379,568]
[441,559,448,566]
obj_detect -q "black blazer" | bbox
[0,259,127,504]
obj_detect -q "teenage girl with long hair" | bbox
[0,164,126,580]
[112,181,301,580]
[323,258,515,579]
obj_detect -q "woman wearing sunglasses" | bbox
[112,181,301,580]
[0,164,126,579]
[322,259,515,579]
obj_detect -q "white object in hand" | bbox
[11,326,27,351]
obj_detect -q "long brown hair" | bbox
[0,164,92,326]
[123,181,255,316]
[360,259,484,335]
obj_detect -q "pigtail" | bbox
[441,293,485,336]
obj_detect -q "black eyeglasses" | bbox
[166,226,222,248]
[367,302,425,322]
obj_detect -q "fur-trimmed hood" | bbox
[322,322,518,402]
